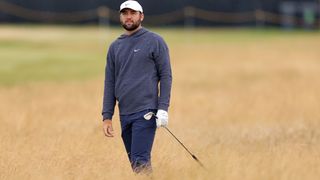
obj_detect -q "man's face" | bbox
[120,9,144,31]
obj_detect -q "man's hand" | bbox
[156,109,169,128]
[103,119,114,137]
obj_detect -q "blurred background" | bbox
[1,1,320,180]
[0,0,319,29]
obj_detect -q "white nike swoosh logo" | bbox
[133,49,140,52]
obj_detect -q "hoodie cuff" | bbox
[102,113,113,121]
[158,104,169,112]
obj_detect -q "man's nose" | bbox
[125,13,132,19]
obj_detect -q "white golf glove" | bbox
[156,109,168,128]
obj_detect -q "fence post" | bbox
[280,2,296,30]
[184,6,195,28]
[255,9,265,28]
[98,6,109,28]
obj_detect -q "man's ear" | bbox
[140,13,144,21]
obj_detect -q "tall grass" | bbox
[0,25,320,179]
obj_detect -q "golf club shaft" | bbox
[150,113,205,168]
[163,126,205,168]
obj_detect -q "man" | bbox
[101,0,172,174]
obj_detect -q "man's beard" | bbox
[121,19,141,31]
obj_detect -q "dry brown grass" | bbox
[1,27,320,180]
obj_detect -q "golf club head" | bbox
[143,112,155,120]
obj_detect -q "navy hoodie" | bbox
[102,28,172,120]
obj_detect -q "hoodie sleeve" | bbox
[102,43,116,120]
[152,36,172,111]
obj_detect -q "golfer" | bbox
[101,0,172,174]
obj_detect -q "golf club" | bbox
[143,112,206,169]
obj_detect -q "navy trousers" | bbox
[120,109,157,173]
